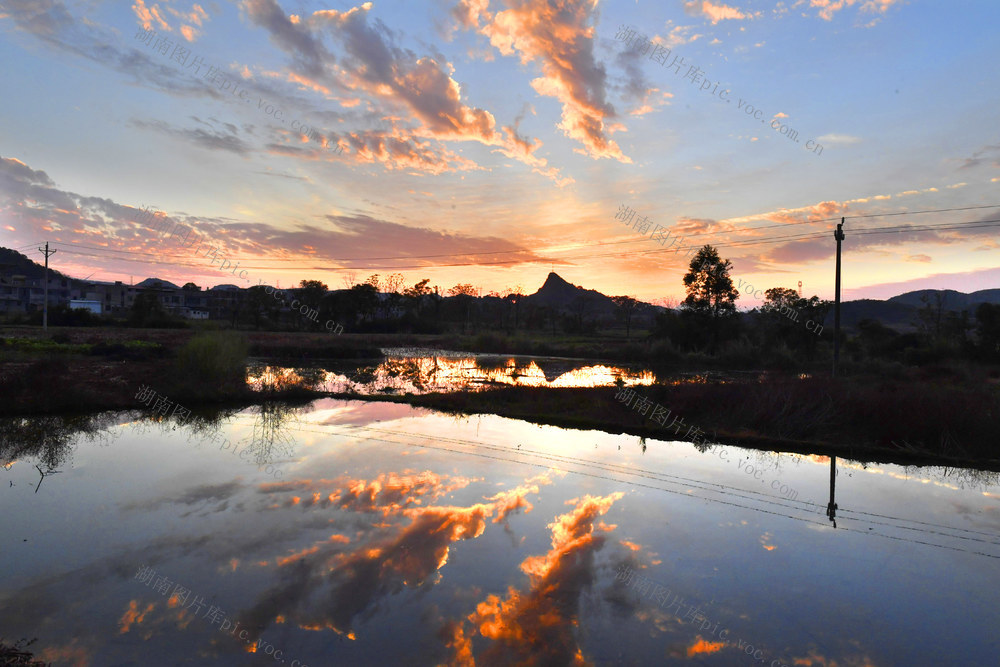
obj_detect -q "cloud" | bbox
[450,492,625,665]
[683,1,755,24]
[480,0,630,162]
[239,0,333,79]
[686,636,726,656]
[815,133,862,145]
[129,117,255,155]
[450,0,491,30]
[660,23,704,47]
[133,0,211,39]
[133,0,171,31]
[236,0,569,183]
[231,472,553,643]
[807,0,904,22]
[120,480,244,512]
[484,471,558,524]
[766,238,835,264]
[0,154,556,285]
[0,155,56,188]
[0,0,250,117]
[118,599,155,634]
[6,0,565,182]
[957,143,1000,170]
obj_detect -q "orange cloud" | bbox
[485,469,558,523]
[37,641,90,667]
[456,492,625,665]
[808,0,903,21]
[237,1,569,181]
[687,636,726,656]
[118,599,155,634]
[481,0,630,163]
[233,471,553,644]
[132,0,171,31]
[451,0,491,30]
[684,1,754,24]
[439,619,477,666]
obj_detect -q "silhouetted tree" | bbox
[403,278,433,299]
[976,303,1000,360]
[129,292,171,327]
[759,287,829,353]
[243,285,272,329]
[611,295,640,338]
[347,283,379,325]
[682,245,738,351]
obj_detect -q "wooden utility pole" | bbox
[833,219,845,377]
[38,242,57,331]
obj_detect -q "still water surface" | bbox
[245,348,758,395]
[1,400,998,665]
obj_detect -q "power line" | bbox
[229,417,1000,559]
[42,214,1000,273]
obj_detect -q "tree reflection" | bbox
[243,401,300,467]
[0,413,122,471]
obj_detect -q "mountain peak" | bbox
[539,272,573,290]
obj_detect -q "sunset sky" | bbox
[1,0,998,305]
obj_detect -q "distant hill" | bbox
[136,278,181,290]
[523,272,619,317]
[887,289,1000,309]
[834,299,925,332]
[518,275,1000,334]
[831,288,1000,332]
[0,248,72,282]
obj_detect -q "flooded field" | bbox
[2,400,998,665]
[246,348,761,395]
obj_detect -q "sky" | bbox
[0,0,998,306]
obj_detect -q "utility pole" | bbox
[38,242,57,331]
[833,218,845,377]
[826,456,838,528]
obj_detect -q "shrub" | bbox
[173,332,249,398]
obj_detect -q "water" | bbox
[1,402,998,665]
[245,348,756,395]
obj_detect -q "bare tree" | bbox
[653,296,679,309]
[341,271,358,290]
[383,272,405,293]
[448,283,479,297]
